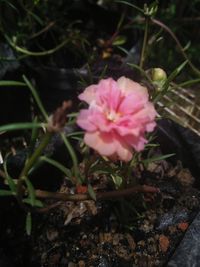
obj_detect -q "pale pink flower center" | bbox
[106,110,120,122]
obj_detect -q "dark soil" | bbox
[1,158,199,267]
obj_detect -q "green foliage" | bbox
[88,184,96,201]
[25,212,32,236]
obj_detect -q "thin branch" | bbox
[151,18,200,77]
[29,21,56,39]
[35,185,160,202]
[174,17,200,22]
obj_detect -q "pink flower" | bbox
[77,76,157,161]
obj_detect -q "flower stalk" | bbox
[17,131,53,203]
[139,17,149,69]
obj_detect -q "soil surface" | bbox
[1,157,200,267]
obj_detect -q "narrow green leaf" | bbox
[22,75,48,121]
[39,156,72,178]
[25,179,36,207]
[112,35,127,46]
[145,143,160,148]
[26,212,32,236]
[60,133,80,181]
[3,160,17,193]
[28,159,45,176]
[28,11,44,26]
[183,41,191,52]
[28,117,40,156]
[117,46,129,55]
[99,64,108,80]
[0,122,44,133]
[67,112,78,118]
[165,60,188,86]
[66,131,84,138]
[153,60,188,102]
[178,78,200,88]
[5,35,70,57]
[88,184,96,201]
[111,175,123,189]
[90,163,117,175]
[142,153,175,165]
[127,63,153,84]
[70,136,83,141]
[1,0,18,11]
[116,1,144,13]
[0,190,14,196]
[0,81,26,87]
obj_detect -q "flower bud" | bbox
[151,68,167,82]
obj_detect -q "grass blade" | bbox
[25,179,36,207]
[0,190,14,196]
[60,132,80,181]
[22,75,48,121]
[142,153,175,165]
[39,156,72,178]
[88,184,96,201]
[26,212,32,236]
[0,81,26,87]
[0,122,44,133]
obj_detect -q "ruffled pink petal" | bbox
[114,125,140,136]
[96,78,121,111]
[117,76,148,97]
[78,85,98,104]
[133,102,157,124]
[125,134,147,152]
[113,134,133,161]
[76,109,97,131]
[118,92,147,115]
[84,131,133,161]
[84,131,116,156]
[145,121,156,132]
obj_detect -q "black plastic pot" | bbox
[157,119,200,184]
[156,119,200,267]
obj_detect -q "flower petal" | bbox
[84,131,116,156]
[76,109,97,131]
[78,85,97,104]
[119,92,147,115]
[117,76,148,97]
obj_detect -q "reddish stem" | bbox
[35,185,160,202]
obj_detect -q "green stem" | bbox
[20,131,52,179]
[5,35,70,57]
[139,17,149,69]
[60,132,80,183]
[23,75,48,121]
[152,18,200,77]
[17,131,53,204]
